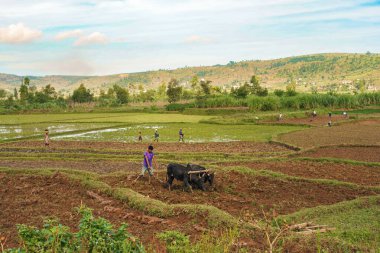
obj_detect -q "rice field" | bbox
[0,113,305,143]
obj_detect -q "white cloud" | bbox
[185,35,212,44]
[55,29,82,41]
[0,23,42,44]
[74,32,108,46]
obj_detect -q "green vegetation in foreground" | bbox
[5,205,145,253]
[156,228,241,253]
[281,196,380,251]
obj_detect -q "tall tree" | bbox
[13,88,18,100]
[200,80,212,96]
[19,83,29,101]
[249,75,267,96]
[43,84,57,99]
[23,77,30,86]
[166,79,182,103]
[72,84,93,103]
[113,84,129,104]
[190,76,199,88]
[157,82,167,99]
[0,89,6,99]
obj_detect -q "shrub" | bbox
[157,228,240,253]
[157,230,190,253]
[274,89,285,97]
[5,205,145,253]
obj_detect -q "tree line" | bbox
[0,75,377,112]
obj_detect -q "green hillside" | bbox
[1,53,379,95]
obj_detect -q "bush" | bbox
[157,230,190,253]
[5,205,145,253]
[274,89,285,97]
[157,228,240,253]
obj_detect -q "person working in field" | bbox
[138,131,143,142]
[310,110,317,122]
[179,128,184,142]
[44,129,49,146]
[154,129,159,142]
[135,145,158,183]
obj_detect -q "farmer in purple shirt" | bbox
[141,145,157,177]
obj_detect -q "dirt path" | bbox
[0,173,206,249]
[220,160,380,186]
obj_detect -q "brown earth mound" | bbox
[301,146,380,163]
[220,160,380,186]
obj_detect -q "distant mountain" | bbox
[1,53,379,95]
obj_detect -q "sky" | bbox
[0,0,379,76]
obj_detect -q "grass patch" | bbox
[0,113,212,125]
[281,195,380,250]
[295,157,380,168]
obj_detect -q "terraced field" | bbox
[0,112,379,252]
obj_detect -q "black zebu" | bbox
[165,163,214,192]
[187,164,214,190]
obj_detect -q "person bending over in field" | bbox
[278,113,283,121]
[310,110,317,122]
[138,131,143,142]
[44,129,49,147]
[135,145,158,182]
[154,129,159,142]
[179,128,184,142]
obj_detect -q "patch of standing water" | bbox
[51,125,166,140]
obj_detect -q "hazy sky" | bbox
[0,0,379,76]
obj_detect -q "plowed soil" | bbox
[301,146,380,163]
[0,160,142,174]
[0,173,207,249]
[0,140,291,154]
[220,160,380,186]
[278,119,380,149]
[102,171,376,218]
